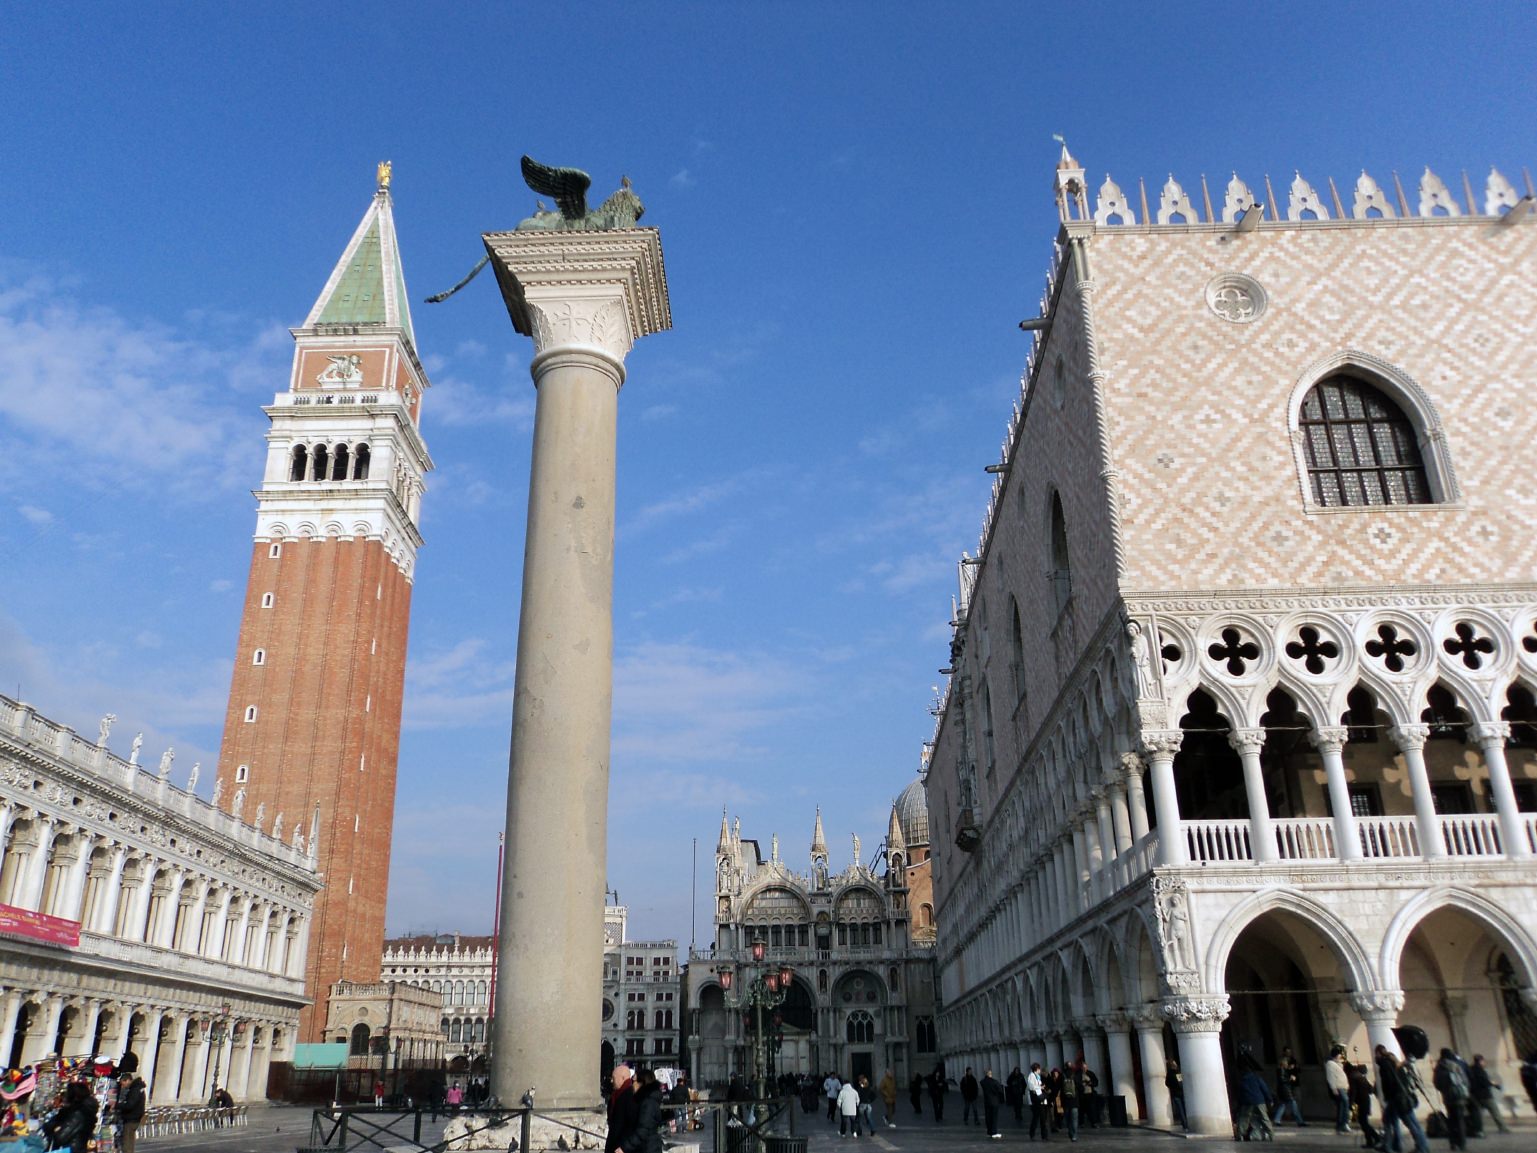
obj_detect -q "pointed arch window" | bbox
[289,445,308,482]
[1009,598,1026,704]
[1048,492,1071,615]
[1299,375,1431,506]
[353,444,371,480]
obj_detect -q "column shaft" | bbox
[1475,724,1532,857]
[1393,726,1444,859]
[1313,729,1361,861]
[1133,1024,1170,1125]
[1231,730,1276,862]
[1174,1026,1231,1134]
[1143,735,1185,866]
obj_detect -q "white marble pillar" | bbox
[1100,1015,1138,1115]
[1391,725,1445,859]
[1070,823,1090,915]
[1350,991,1405,1059]
[96,846,128,933]
[154,1019,188,1104]
[1132,1012,1171,1126]
[21,818,56,910]
[1093,791,1116,897]
[1044,1032,1063,1070]
[0,989,24,1066]
[1230,729,1277,862]
[1143,733,1186,866]
[21,997,63,1065]
[485,226,670,1110]
[1311,727,1362,860]
[1164,998,1230,1135]
[79,1000,103,1061]
[1123,757,1152,843]
[1473,723,1532,857]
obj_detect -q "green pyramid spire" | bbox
[303,170,416,348]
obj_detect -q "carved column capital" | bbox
[1348,990,1405,1022]
[1471,721,1511,749]
[1140,730,1183,759]
[1229,728,1266,756]
[1392,724,1430,752]
[1161,995,1230,1033]
[1126,1004,1165,1029]
[1095,1012,1129,1033]
[1118,751,1145,776]
[1310,726,1350,754]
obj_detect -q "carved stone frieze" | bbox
[1161,995,1230,1031]
[1348,990,1405,1020]
[528,297,632,361]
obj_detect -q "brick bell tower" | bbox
[216,162,432,1040]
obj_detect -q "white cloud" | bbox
[670,169,696,189]
[0,273,278,496]
[209,578,234,593]
[427,374,535,430]
[640,404,678,423]
[18,505,52,525]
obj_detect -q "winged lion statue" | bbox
[425,156,646,304]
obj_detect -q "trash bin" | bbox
[765,1138,807,1153]
[1108,1095,1129,1127]
[725,1123,753,1153]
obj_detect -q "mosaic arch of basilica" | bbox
[924,148,1537,1134]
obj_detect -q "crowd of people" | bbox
[1222,1041,1537,1150]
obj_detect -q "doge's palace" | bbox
[0,695,320,1103]
[926,148,1537,1134]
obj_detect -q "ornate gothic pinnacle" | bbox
[811,807,827,858]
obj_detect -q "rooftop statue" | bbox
[514,156,644,232]
[425,155,644,304]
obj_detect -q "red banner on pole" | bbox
[0,903,80,947]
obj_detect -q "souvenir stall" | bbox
[1,1058,121,1152]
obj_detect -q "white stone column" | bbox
[1229,729,1277,862]
[1099,1014,1138,1116]
[96,845,129,933]
[1143,733,1186,866]
[1070,822,1090,915]
[1163,997,1230,1134]
[0,989,24,1066]
[21,996,63,1065]
[1044,1032,1063,1069]
[1123,756,1152,843]
[1093,790,1116,896]
[485,226,670,1111]
[1350,991,1405,1059]
[138,1011,164,1098]
[79,999,103,1060]
[1311,727,1362,860]
[21,817,57,910]
[231,1026,257,1100]
[60,834,94,921]
[1131,1011,1171,1126]
[1391,725,1444,859]
[1473,722,1532,857]
[154,1019,188,1104]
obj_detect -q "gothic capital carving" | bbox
[1310,726,1350,755]
[1392,724,1431,752]
[1471,721,1511,749]
[1348,989,1405,1021]
[1140,730,1183,759]
[1095,1012,1128,1032]
[1229,728,1266,756]
[1127,1004,1164,1028]
[1161,995,1230,1032]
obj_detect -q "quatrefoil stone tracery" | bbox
[1443,621,1495,670]
[1207,627,1262,676]
[1205,274,1268,323]
[1285,625,1341,675]
[1365,623,1419,673]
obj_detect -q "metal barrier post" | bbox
[521,1106,533,1153]
[414,1106,422,1144]
[339,1109,350,1150]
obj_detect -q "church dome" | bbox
[894,778,929,848]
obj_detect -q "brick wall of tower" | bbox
[217,535,414,1040]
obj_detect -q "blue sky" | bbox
[2,4,1533,948]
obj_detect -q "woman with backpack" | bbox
[1431,1049,1470,1152]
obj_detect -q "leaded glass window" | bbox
[1299,376,1430,506]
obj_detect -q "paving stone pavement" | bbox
[132,1103,1535,1153]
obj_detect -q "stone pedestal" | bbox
[484,227,670,1111]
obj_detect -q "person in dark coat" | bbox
[605,1064,639,1153]
[927,1065,948,1121]
[1374,1046,1428,1153]
[624,1069,665,1153]
[1164,1059,1187,1131]
[1431,1048,1470,1152]
[1006,1067,1027,1125]
[116,1073,147,1153]
[49,1081,99,1153]
[1346,1063,1378,1149]
[908,1072,924,1115]
[1467,1055,1508,1134]
[960,1067,980,1126]
[1235,1068,1275,1141]
[981,1069,1007,1138]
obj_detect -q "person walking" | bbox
[837,1076,861,1138]
[1375,1046,1428,1153]
[1006,1066,1026,1126]
[982,1069,1006,1139]
[115,1073,146,1153]
[1236,1066,1276,1141]
[1044,1067,1063,1132]
[1432,1048,1471,1152]
[824,1072,842,1122]
[908,1071,924,1116]
[606,1065,639,1153]
[1326,1047,1352,1134]
[1467,1055,1508,1134]
[1346,1062,1378,1150]
[1274,1047,1306,1126]
[1060,1060,1080,1142]
[856,1074,877,1137]
[878,1070,897,1127]
[1164,1058,1188,1131]
[961,1067,981,1127]
[624,1068,666,1153]
[928,1064,948,1121]
[1027,1063,1050,1141]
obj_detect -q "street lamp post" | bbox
[207,1004,231,1108]
[717,938,793,1105]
